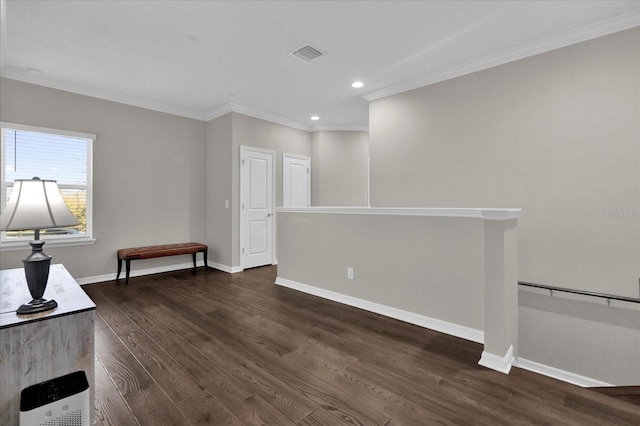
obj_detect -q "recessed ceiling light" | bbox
[352,81,364,88]
[184,36,200,44]
[310,116,320,121]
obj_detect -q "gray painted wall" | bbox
[206,113,234,267]
[232,113,312,208]
[231,113,312,267]
[0,80,368,276]
[367,28,640,385]
[311,130,369,206]
[518,288,639,385]
[369,28,640,298]
[277,212,485,331]
[1,27,637,384]
[0,77,207,279]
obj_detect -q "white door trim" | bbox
[240,146,276,269]
[283,153,311,208]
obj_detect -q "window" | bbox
[1,122,95,249]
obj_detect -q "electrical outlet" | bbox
[347,267,354,280]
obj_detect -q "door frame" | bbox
[239,145,276,270]
[283,153,311,207]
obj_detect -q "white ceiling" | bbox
[1,1,638,131]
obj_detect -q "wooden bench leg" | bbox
[117,258,122,280]
[125,259,131,284]
[192,249,208,271]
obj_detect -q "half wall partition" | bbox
[275,207,520,374]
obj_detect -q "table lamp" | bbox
[0,177,80,314]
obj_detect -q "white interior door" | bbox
[283,154,310,207]
[241,147,274,269]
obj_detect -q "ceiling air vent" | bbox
[291,45,324,62]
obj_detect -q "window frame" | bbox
[0,122,96,251]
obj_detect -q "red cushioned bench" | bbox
[116,242,208,284]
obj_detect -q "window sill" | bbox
[0,237,96,252]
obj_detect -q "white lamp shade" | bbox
[0,178,80,231]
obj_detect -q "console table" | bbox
[0,264,96,426]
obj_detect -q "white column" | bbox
[479,213,519,373]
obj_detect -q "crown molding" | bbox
[311,124,369,132]
[204,103,370,133]
[363,11,640,102]
[203,102,310,131]
[2,73,364,131]
[0,74,369,133]
[3,10,636,131]
[0,70,208,120]
[202,103,234,121]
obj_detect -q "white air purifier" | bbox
[20,371,90,426]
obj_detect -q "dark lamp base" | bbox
[17,298,58,315]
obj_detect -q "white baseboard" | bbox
[274,276,484,344]
[479,345,514,374]
[78,269,612,387]
[76,260,236,285]
[514,357,613,387]
[76,272,117,285]
[208,261,243,274]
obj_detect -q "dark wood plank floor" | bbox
[83,266,639,425]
